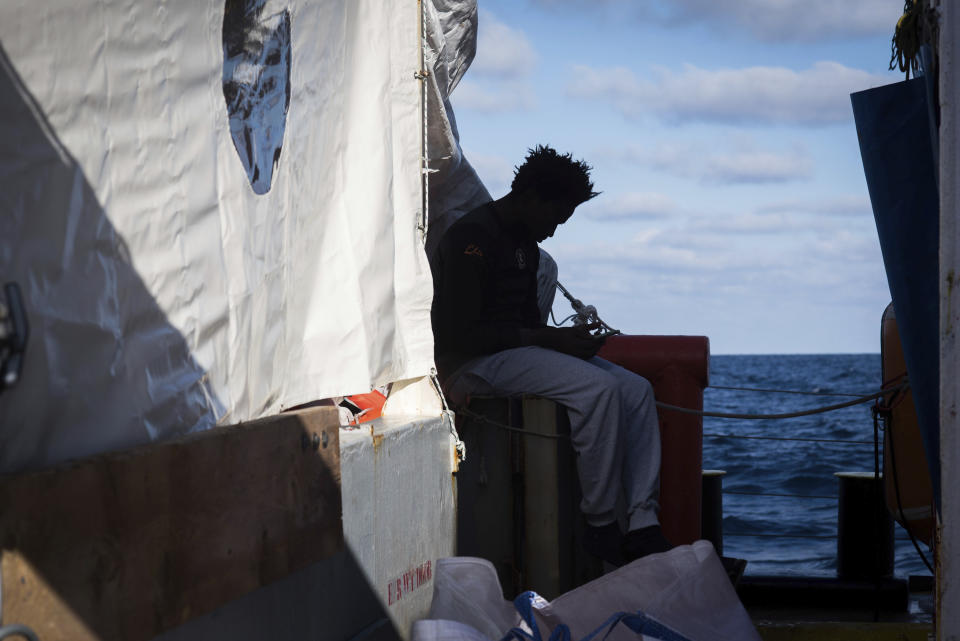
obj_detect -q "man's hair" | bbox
[511,144,599,205]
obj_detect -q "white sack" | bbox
[422,544,760,641]
[533,542,761,641]
[0,0,432,472]
[427,557,519,640]
[412,619,493,641]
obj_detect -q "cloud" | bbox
[471,11,538,79]
[595,141,813,184]
[691,212,812,236]
[547,210,887,326]
[549,219,883,301]
[568,61,890,126]
[581,192,678,221]
[529,0,896,42]
[547,233,782,296]
[687,200,877,236]
[453,79,536,113]
[757,195,873,217]
[652,146,813,184]
[809,227,883,261]
[452,12,540,114]
[702,149,813,183]
[646,0,897,42]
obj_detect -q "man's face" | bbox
[522,194,577,243]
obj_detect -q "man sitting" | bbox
[430,145,672,565]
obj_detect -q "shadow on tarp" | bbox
[851,76,941,511]
[0,42,221,474]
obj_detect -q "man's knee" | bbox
[587,366,625,396]
[612,369,653,399]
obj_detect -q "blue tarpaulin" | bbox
[851,76,941,512]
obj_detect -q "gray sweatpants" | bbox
[446,347,661,532]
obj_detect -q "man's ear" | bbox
[516,189,547,209]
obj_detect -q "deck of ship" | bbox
[748,588,933,640]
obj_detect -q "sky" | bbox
[450,0,910,354]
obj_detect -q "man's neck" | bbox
[492,192,522,228]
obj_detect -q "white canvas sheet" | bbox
[422,0,492,258]
[0,0,434,472]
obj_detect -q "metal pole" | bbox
[701,470,725,557]
[836,472,894,580]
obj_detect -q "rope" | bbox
[704,432,873,445]
[708,385,868,398]
[432,373,466,462]
[455,377,933,572]
[724,491,837,500]
[889,0,938,79]
[456,406,569,440]
[726,532,837,540]
[554,281,619,335]
[549,310,578,327]
[660,380,908,419]
[727,531,924,544]
[454,380,910,442]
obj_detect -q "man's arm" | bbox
[519,324,606,359]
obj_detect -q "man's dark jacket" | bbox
[431,202,544,381]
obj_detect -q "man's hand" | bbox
[527,323,606,359]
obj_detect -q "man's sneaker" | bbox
[582,521,625,567]
[622,525,673,562]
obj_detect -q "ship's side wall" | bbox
[939,0,960,636]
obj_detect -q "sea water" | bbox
[702,353,934,578]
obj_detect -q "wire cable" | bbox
[877,404,935,574]
[872,394,883,622]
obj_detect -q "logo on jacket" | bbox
[516,248,526,269]
[464,244,483,257]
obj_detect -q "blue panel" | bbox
[222,0,291,195]
[851,77,941,511]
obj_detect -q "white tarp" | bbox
[0,0,435,473]
[422,0,492,258]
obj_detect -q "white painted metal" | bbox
[939,0,960,636]
[340,415,458,639]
